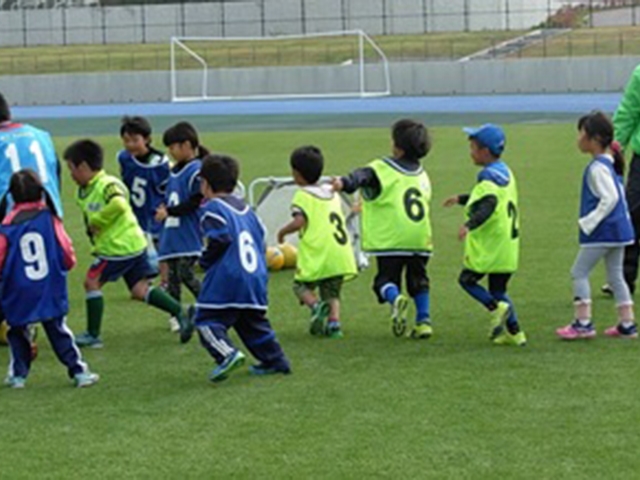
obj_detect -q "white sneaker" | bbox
[168,316,181,333]
[74,372,99,388]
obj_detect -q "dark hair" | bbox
[578,110,624,176]
[9,169,44,203]
[200,154,239,193]
[0,93,10,123]
[64,139,104,171]
[120,116,152,140]
[162,121,209,158]
[392,119,430,161]
[290,145,324,184]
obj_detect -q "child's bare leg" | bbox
[293,281,319,309]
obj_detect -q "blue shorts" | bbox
[87,252,157,290]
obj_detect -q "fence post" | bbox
[463,0,470,32]
[505,0,510,31]
[340,0,347,31]
[633,2,637,27]
[382,0,388,35]
[22,8,27,47]
[62,4,67,46]
[180,0,185,36]
[141,2,146,44]
[301,0,306,34]
[588,0,593,28]
[260,0,265,37]
[422,0,428,33]
[221,0,226,37]
[101,5,107,45]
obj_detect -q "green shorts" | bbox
[293,276,344,301]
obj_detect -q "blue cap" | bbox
[463,124,506,156]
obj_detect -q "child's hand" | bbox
[88,225,100,236]
[155,204,168,222]
[443,195,459,207]
[331,177,344,192]
[458,225,469,241]
[277,230,286,245]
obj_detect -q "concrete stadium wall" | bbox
[0,0,566,47]
[2,56,639,107]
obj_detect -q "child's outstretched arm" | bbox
[277,212,306,244]
[333,167,380,196]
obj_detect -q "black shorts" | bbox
[373,255,430,302]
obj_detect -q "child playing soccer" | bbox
[118,116,173,329]
[154,122,203,315]
[194,153,290,382]
[118,116,170,246]
[443,124,526,346]
[64,139,193,348]
[277,146,357,338]
[1,170,98,388]
[332,119,434,339]
[556,111,637,340]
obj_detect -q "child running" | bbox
[333,119,434,339]
[194,154,291,382]
[155,122,203,318]
[64,139,192,348]
[1,170,98,388]
[443,124,526,346]
[277,146,357,338]
[557,111,637,340]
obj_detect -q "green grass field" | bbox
[1,123,639,479]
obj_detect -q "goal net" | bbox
[170,30,390,102]
[248,177,369,271]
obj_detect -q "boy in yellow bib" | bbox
[278,146,357,338]
[333,120,433,339]
[444,124,526,346]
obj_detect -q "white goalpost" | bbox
[170,29,391,102]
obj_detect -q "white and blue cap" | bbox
[463,124,506,156]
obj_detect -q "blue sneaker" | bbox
[4,376,26,389]
[248,363,291,376]
[209,350,246,383]
[75,332,103,349]
[74,371,100,388]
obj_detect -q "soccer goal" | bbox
[170,30,390,102]
[248,177,369,271]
